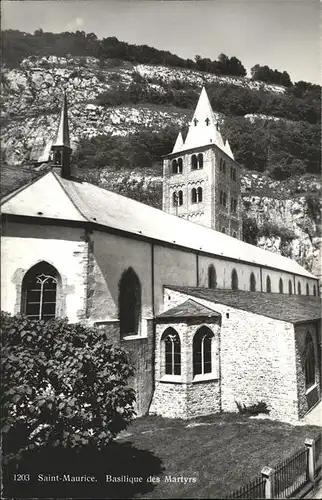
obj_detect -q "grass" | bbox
[3,413,321,499]
[118,413,321,498]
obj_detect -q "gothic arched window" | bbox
[231,269,238,290]
[266,275,271,293]
[305,333,315,389]
[191,155,198,170]
[172,159,178,174]
[178,158,183,173]
[172,192,178,206]
[279,278,284,294]
[191,188,197,203]
[198,153,203,169]
[297,282,302,295]
[306,283,310,296]
[288,280,293,294]
[162,328,181,375]
[22,261,59,320]
[208,265,217,289]
[197,187,203,202]
[250,272,256,292]
[118,267,141,336]
[193,326,214,376]
[178,190,183,206]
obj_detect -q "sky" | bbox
[2,0,321,84]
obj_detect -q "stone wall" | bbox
[162,145,242,238]
[164,288,300,421]
[150,318,220,418]
[1,221,88,322]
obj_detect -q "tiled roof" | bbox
[1,171,316,279]
[166,286,322,324]
[157,299,220,320]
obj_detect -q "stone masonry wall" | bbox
[150,319,220,418]
[164,288,300,421]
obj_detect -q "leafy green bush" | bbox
[236,400,270,416]
[242,217,259,245]
[1,312,136,463]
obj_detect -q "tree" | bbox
[1,313,136,463]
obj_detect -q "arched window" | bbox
[222,161,226,174]
[219,158,223,171]
[250,272,256,292]
[232,231,237,238]
[288,280,292,294]
[178,158,183,173]
[297,282,302,295]
[172,159,178,174]
[208,265,217,289]
[198,153,203,169]
[266,275,271,293]
[197,187,203,202]
[193,326,214,376]
[305,333,315,389]
[54,150,62,165]
[221,227,226,234]
[223,192,227,207]
[279,278,284,294]
[231,269,238,290]
[22,261,59,320]
[191,155,198,170]
[162,328,181,375]
[178,190,183,206]
[119,267,141,336]
[191,188,197,203]
[306,283,310,296]
[313,285,317,296]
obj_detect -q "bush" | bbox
[236,400,270,416]
[1,312,136,463]
[242,217,259,245]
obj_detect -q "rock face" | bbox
[1,55,321,278]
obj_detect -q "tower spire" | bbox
[51,91,72,178]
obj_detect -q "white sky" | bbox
[2,0,321,84]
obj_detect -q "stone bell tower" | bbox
[162,87,242,239]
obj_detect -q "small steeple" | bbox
[172,131,184,153]
[51,92,72,179]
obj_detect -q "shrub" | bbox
[236,400,270,416]
[1,312,136,463]
[242,217,259,245]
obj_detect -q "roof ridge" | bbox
[53,172,89,222]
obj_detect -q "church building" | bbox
[1,88,321,422]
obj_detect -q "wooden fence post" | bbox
[261,466,275,499]
[305,438,315,482]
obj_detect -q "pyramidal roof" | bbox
[172,131,184,153]
[172,87,234,159]
[52,92,71,149]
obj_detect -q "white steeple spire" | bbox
[181,86,231,157]
[172,131,184,153]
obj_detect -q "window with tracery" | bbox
[193,326,214,376]
[163,328,181,375]
[22,261,58,320]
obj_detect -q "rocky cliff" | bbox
[1,55,321,277]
